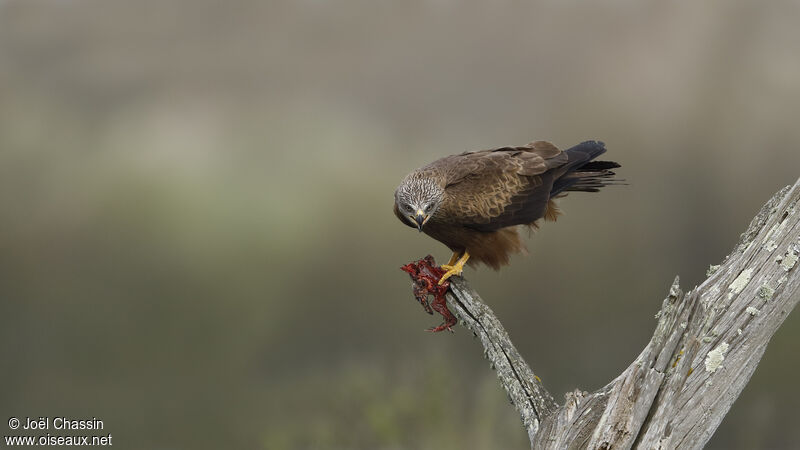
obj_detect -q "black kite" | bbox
[394,140,621,284]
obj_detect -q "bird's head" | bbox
[395,177,444,231]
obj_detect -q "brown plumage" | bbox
[394,140,620,281]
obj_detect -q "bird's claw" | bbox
[437,264,463,285]
[437,252,469,285]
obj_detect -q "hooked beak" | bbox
[412,209,429,231]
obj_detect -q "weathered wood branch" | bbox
[444,178,800,449]
[446,279,559,442]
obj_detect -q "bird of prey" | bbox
[394,140,620,284]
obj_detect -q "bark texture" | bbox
[444,178,800,449]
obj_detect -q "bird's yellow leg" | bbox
[438,251,470,285]
[444,251,461,267]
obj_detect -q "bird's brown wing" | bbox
[435,141,570,232]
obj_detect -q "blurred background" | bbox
[1,1,799,449]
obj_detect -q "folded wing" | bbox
[437,140,617,232]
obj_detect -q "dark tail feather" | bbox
[578,160,621,171]
[551,141,624,195]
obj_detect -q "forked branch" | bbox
[415,178,800,449]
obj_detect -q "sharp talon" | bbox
[437,251,469,285]
[438,267,462,285]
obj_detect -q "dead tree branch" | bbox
[442,178,800,449]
